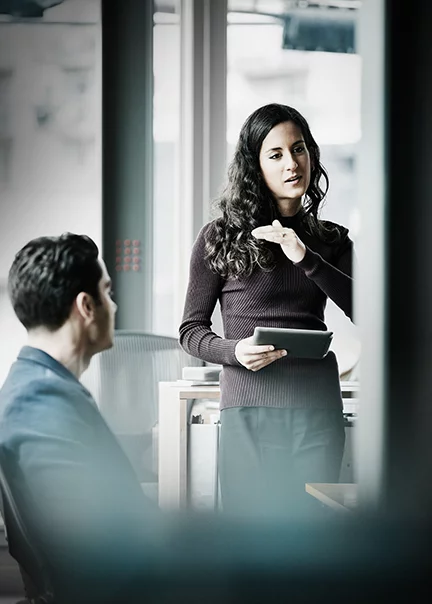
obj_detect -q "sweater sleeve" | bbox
[294,227,354,320]
[179,224,241,366]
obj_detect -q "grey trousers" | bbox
[219,406,345,519]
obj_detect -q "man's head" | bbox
[8,233,116,355]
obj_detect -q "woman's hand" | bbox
[252,219,306,263]
[235,336,287,371]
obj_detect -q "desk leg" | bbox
[158,383,188,510]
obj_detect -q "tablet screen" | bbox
[252,327,333,359]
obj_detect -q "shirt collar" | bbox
[17,346,80,385]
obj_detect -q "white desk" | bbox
[158,381,359,510]
[305,483,358,513]
[158,383,220,509]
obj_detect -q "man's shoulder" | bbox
[1,357,84,406]
[0,359,95,444]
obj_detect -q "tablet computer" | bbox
[252,327,333,359]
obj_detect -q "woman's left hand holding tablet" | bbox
[235,337,287,372]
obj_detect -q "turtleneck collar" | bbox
[277,208,304,228]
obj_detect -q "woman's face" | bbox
[259,121,311,215]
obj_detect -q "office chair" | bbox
[81,330,202,494]
[0,453,55,604]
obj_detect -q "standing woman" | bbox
[179,103,354,518]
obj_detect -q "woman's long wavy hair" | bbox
[205,103,339,280]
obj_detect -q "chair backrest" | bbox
[81,330,202,482]
[0,452,54,603]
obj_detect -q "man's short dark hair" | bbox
[8,233,102,331]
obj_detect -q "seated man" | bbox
[0,233,159,603]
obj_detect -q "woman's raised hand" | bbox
[235,336,286,371]
[252,219,306,263]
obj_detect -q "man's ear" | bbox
[75,292,96,324]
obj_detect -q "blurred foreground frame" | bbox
[0,0,64,19]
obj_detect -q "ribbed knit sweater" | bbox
[179,213,354,411]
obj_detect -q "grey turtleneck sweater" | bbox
[179,214,354,411]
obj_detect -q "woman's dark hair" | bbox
[205,103,339,279]
[8,233,102,331]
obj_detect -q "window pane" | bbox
[152,3,181,336]
[227,7,361,378]
[0,3,101,384]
